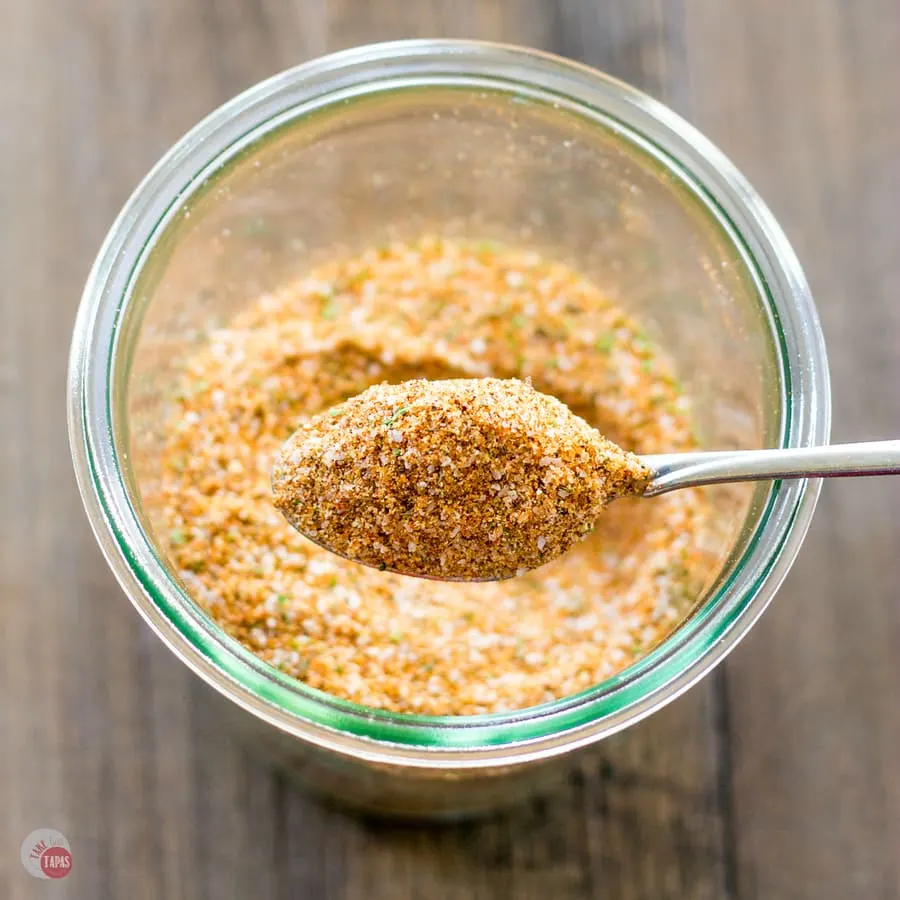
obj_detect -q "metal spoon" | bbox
[281,438,900,582]
[272,375,900,582]
[639,440,900,496]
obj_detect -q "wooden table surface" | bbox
[2,1,899,898]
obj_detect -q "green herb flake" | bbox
[596,333,616,353]
[169,529,186,547]
[383,405,410,426]
[511,314,527,329]
[277,594,289,608]
[320,298,339,320]
[633,329,652,351]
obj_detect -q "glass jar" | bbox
[68,40,830,819]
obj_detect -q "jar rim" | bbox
[68,39,830,768]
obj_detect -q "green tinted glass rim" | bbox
[74,41,827,760]
[103,88,785,740]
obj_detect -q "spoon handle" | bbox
[639,440,900,497]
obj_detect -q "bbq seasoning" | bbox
[146,236,716,715]
[273,377,651,580]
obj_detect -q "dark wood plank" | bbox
[339,696,727,900]
[684,2,900,898]
[0,2,347,899]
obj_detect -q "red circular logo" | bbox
[20,829,73,880]
[40,846,73,879]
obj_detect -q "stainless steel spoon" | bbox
[639,440,900,496]
[272,373,900,582]
[282,439,900,582]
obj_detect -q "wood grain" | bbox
[685,3,900,898]
[1,1,897,899]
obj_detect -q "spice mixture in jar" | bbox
[147,236,716,715]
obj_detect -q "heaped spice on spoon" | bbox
[273,378,651,580]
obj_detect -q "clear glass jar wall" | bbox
[69,41,829,818]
